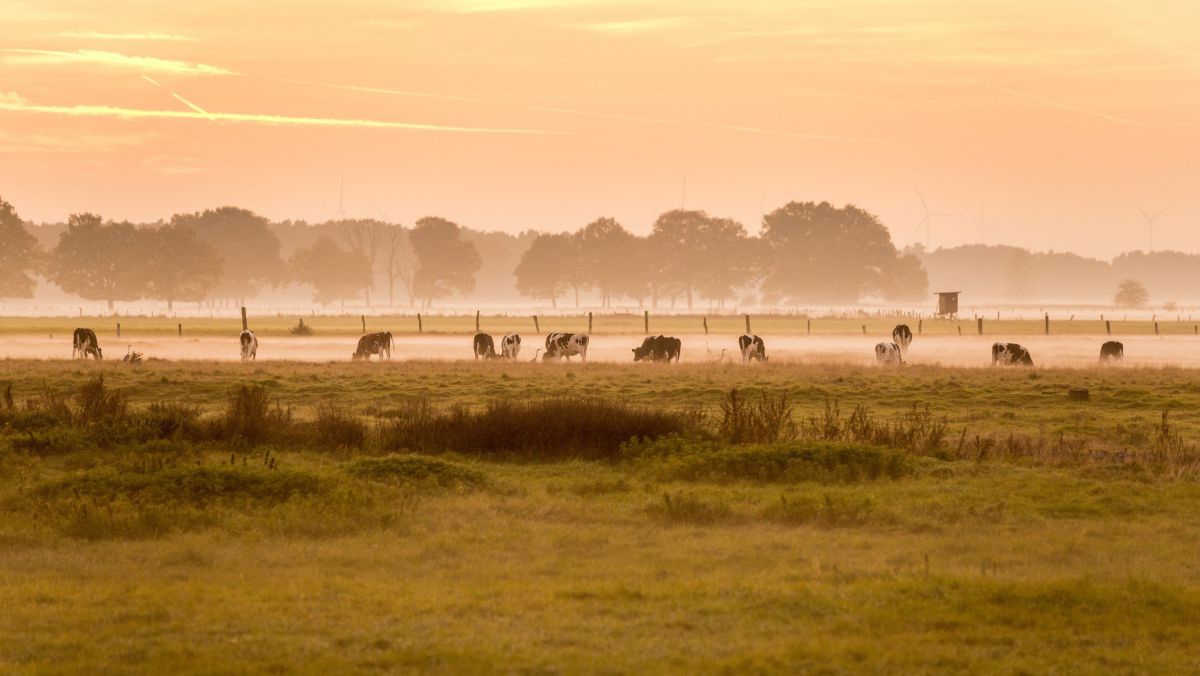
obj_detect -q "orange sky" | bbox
[1,0,1196,257]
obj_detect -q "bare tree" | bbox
[335,219,388,306]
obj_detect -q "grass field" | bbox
[3,312,1199,337]
[2,359,1200,672]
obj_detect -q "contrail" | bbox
[0,99,559,134]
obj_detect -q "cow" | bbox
[892,324,913,356]
[239,330,258,362]
[352,331,392,361]
[875,341,903,366]
[738,334,767,362]
[72,328,102,360]
[544,332,589,361]
[473,332,497,360]
[632,335,682,363]
[1099,340,1124,363]
[500,333,522,360]
[992,342,1034,367]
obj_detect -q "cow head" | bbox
[632,345,651,361]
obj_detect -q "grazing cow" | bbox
[875,341,903,366]
[992,342,1034,367]
[352,331,392,361]
[72,328,102,360]
[501,333,522,360]
[738,334,767,362]
[892,324,913,356]
[632,335,682,363]
[544,332,589,361]
[1099,340,1124,363]
[239,330,258,362]
[473,332,497,360]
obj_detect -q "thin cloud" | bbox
[1,48,231,75]
[579,18,688,35]
[989,85,1146,127]
[50,31,197,42]
[0,97,558,134]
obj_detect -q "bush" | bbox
[379,397,700,460]
[718,388,795,443]
[215,384,293,447]
[74,375,127,426]
[312,405,368,450]
[345,455,486,489]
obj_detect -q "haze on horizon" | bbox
[1,0,1196,259]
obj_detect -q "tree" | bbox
[693,216,755,308]
[577,217,637,307]
[409,217,481,307]
[881,253,929,302]
[380,225,415,307]
[513,233,579,307]
[1114,279,1149,308]
[759,201,907,304]
[142,223,223,311]
[647,210,753,310]
[335,219,388,305]
[170,207,285,304]
[0,197,42,299]
[289,237,371,308]
[49,214,145,310]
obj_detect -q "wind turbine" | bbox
[911,184,960,249]
[1132,202,1167,252]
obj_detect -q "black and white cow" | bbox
[500,333,522,360]
[239,330,258,362]
[1099,341,1124,363]
[892,324,913,356]
[738,334,767,362]
[992,342,1034,366]
[632,335,681,363]
[875,341,903,366]
[72,328,102,360]
[352,331,392,361]
[473,332,497,360]
[544,332,589,361]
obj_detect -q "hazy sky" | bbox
[1,0,1196,257]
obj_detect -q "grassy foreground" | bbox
[2,360,1200,673]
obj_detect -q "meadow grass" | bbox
[2,359,1199,672]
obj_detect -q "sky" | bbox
[1,0,1196,258]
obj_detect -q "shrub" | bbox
[718,388,795,443]
[215,384,293,447]
[34,466,322,505]
[630,438,914,484]
[649,491,737,525]
[760,492,882,527]
[345,455,486,489]
[313,404,367,450]
[289,318,315,336]
[129,402,202,442]
[74,375,127,426]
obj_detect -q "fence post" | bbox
[475,310,480,333]
[588,311,593,334]
[644,310,649,335]
[861,324,866,335]
[117,322,121,338]
[703,317,709,335]
[1155,322,1159,335]
[744,314,751,335]
[361,315,367,335]
[1106,320,1111,335]
[417,313,423,333]
[532,315,540,333]
[1044,313,1049,335]
[977,318,983,335]
[918,319,923,335]
[241,307,248,332]
[178,323,182,337]
[957,324,962,335]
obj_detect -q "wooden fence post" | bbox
[744,314,751,335]
[702,317,708,335]
[977,318,983,335]
[533,315,540,333]
[1155,322,1159,335]
[806,319,811,335]
[1044,313,1049,335]
[918,319,923,335]
[417,313,423,333]
[957,324,962,335]
[361,315,367,335]
[1106,321,1111,335]
[644,310,649,335]
[588,312,593,334]
[861,324,866,335]
[178,323,182,337]
[117,322,121,338]
[241,307,248,332]
[475,310,480,332]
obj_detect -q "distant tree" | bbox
[380,225,415,307]
[142,223,223,311]
[1114,279,1149,308]
[577,217,637,308]
[48,214,145,310]
[759,201,904,304]
[647,210,753,310]
[0,197,42,299]
[334,219,388,305]
[882,253,929,302]
[289,237,370,308]
[694,216,756,308]
[170,207,286,304]
[409,217,481,307]
[513,233,579,307]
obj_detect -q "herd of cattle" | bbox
[67,325,1127,366]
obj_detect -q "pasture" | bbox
[2,359,1200,673]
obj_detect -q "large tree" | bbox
[334,218,388,306]
[142,223,223,311]
[760,201,909,304]
[409,217,481,307]
[513,233,579,307]
[1114,279,1149,308]
[647,210,753,310]
[170,207,285,304]
[289,237,371,308]
[380,225,415,307]
[0,197,42,299]
[49,214,145,310]
[576,217,638,308]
